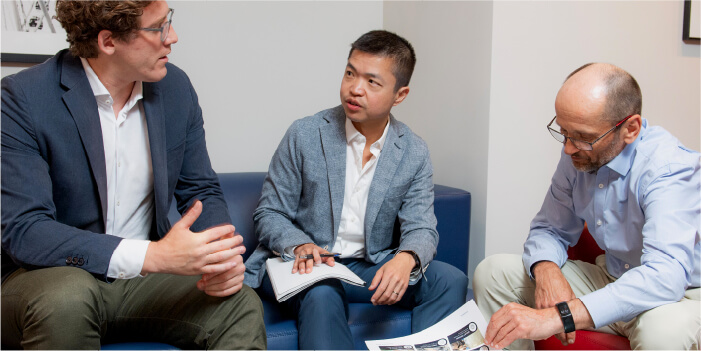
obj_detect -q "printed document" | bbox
[265,257,365,302]
[365,300,500,351]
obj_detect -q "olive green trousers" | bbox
[2,267,267,350]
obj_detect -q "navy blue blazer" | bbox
[1,50,231,282]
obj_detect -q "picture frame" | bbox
[683,0,701,43]
[1,1,68,63]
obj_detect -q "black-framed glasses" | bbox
[547,115,633,151]
[140,8,174,42]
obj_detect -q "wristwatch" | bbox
[556,301,575,333]
[399,250,420,268]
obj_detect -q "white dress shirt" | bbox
[331,118,391,258]
[284,118,390,259]
[81,59,153,279]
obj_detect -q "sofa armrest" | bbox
[433,185,471,274]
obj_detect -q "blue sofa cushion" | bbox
[103,172,470,350]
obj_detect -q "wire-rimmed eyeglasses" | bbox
[547,115,633,151]
[140,8,174,42]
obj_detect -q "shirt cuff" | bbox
[578,287,620,328]
[107,239,150,279]
[283,245,298,260]
[524,253,565,279]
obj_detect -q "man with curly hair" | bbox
[1,0,266,349]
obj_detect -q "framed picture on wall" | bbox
[1,0,68,63]
[683,0,701,43]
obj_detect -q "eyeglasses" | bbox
[547,115,633,151]
[140,8,174,42]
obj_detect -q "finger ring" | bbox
[393,291,399,295]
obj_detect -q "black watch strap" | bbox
[556,301,575,333]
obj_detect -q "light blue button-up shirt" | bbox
[523,119,701,328]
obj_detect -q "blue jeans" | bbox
[259,256,468,350]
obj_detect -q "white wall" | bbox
[382,1,493,285]
[485,1,701,257]
[1,62,34,77]
[169,1,383,172]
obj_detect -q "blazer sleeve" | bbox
[253,120,315,256]
[395,143,439,269]
[1,74,122,281]
[169,72,230,232]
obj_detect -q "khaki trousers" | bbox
[1,267,267,350]
[473,254,700,350]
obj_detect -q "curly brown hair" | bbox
[55,1,154,58]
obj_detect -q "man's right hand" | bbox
[292,243,335,274]
[141,200,244,276]
[532,261,577,345]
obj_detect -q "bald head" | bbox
[557,63,642,124]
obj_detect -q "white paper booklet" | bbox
[365,300,500,351]
[265,257,366,302]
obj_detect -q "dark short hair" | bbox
[55,0,153,58]
[349,30,416,91]
[566,63,642,124]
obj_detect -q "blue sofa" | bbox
[102,172,472,350]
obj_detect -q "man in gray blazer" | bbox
[1,1,264,349]
[244,30,468,349]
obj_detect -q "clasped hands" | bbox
[484,261,581,349]
[292,243,415,306]
[142,200,246,297]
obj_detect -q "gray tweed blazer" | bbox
[243,105,438,288]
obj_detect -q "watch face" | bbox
[557,302,570,315]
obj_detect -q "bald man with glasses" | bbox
[1,1,265,349]
[473,63,700,350]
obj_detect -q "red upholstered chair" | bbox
[534,225,631,350]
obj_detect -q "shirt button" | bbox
[596,219,602,226]
[117,201,120,206]
[624,264,630,269]
[599,183,604,189]
[119,272,125,278]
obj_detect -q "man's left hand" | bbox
[533,261,577,345]
[368,252,415,305]
[196,233,247,297]
[484,302,562,349]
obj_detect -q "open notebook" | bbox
[265,257,366,302]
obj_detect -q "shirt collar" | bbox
[605,118,647,176]
[80,57,143,105]
[345,117,391,151]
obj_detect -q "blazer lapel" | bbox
[60,55,109,225]
[319,109,347,239]
[142,83,169,237]
[365,116,405,235]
